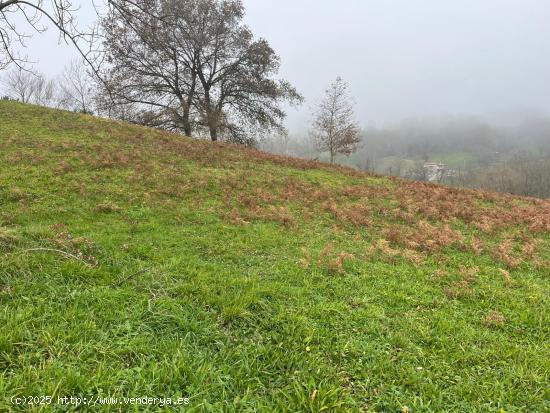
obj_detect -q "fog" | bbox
[12,0,550,134]
[246,0,550,132]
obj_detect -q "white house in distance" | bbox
[423,162,447,182]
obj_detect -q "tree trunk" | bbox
[203,89,218,141]
[183,119,192,137]
[209,124,218,141]
[181,104,192,137]
[182,72,197,137]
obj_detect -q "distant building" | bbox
[423,162,447,182]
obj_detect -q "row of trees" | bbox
[456,155,550,199]
[1,63,94,112]
[0,0,303,145]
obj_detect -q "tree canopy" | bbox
[101,0,302,144]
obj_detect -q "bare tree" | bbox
[101,0,301,144]
[58,59,95,113]
[1,67,35,101]
[1,66,56,105]
[100,0,200,135]
[0,0,104,71]
[311,76,361,163]
[0,0,165,73]
[33,71,56,105]
[183,0,302,143]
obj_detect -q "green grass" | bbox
[0,101,549,412]
[428,152,480,169]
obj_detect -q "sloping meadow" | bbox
[1,101,549,412]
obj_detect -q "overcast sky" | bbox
[10,0,550,133]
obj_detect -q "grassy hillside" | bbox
[0,101,549,412]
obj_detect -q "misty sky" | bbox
[10,0,550,133]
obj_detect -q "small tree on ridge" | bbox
[311,76,361,163]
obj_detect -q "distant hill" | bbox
[1,101,549,412]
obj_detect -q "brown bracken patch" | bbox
[483,310,506,328]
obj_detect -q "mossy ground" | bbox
[0,101,549,412]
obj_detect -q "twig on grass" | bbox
[114,267,151,287]
[22,248,93,267]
